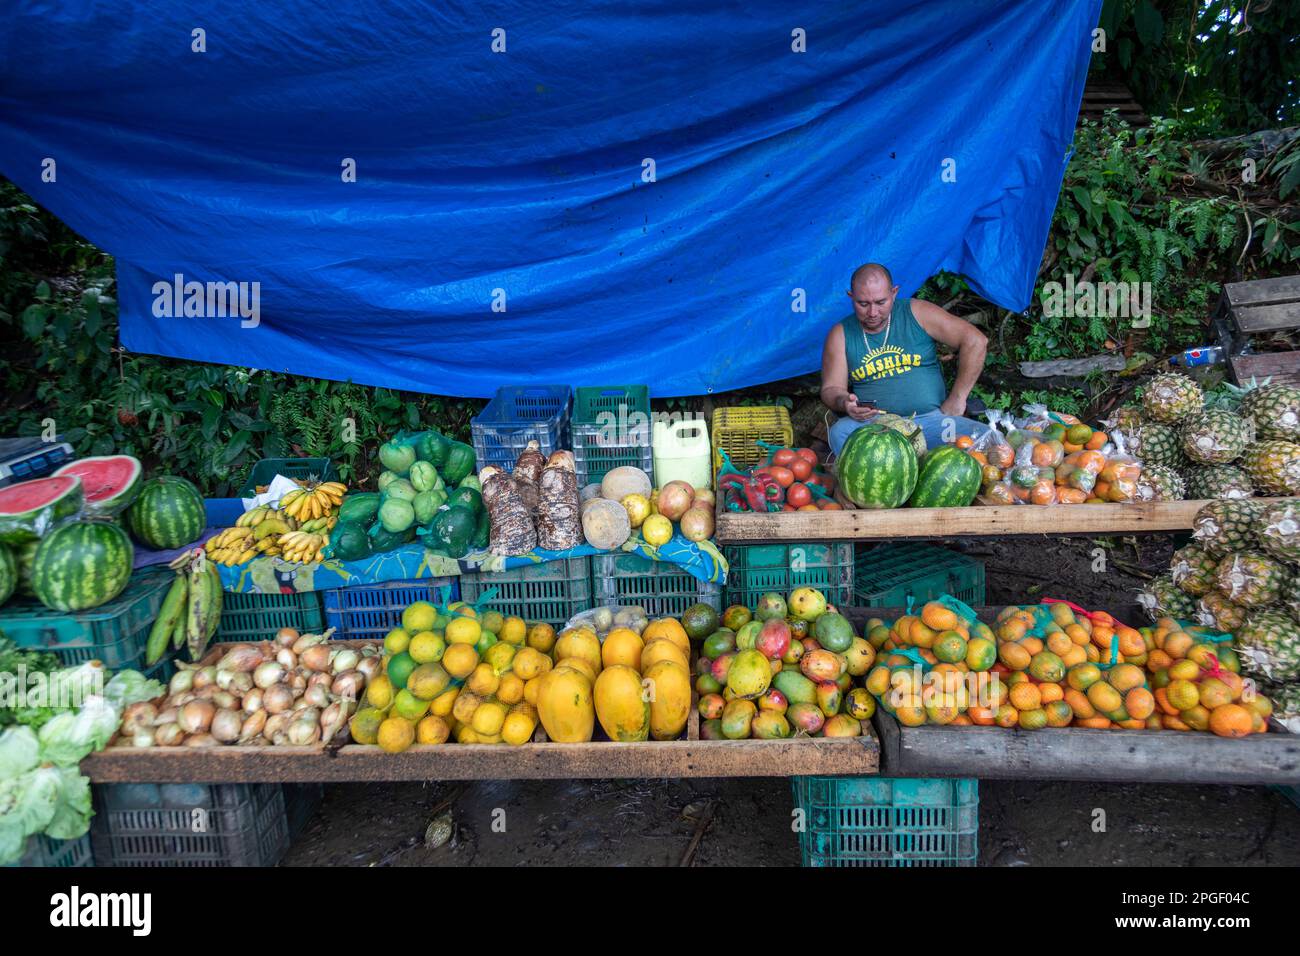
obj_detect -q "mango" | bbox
[821,714,862,737]
[755,592,787,621]
[700,718,725,740]
[815,680,842,718]
[726,648,773,699]
[536,668,594,743]
[813,612,854,652]
[710,651,735,684]
[593,665,651,742]
[788,587,827,622]
[645,659,691,740]
[786,701,825,734]
[758,688,788,713]
[800,648,844,683]
[734,620,763,651]
[772,669,817,706]
[843,637,876,676]
[721,698,757,739]
[755,618,791,660]
[751,711,792,739]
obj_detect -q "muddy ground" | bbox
[283,535,1300,867]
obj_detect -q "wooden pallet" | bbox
[1221,276,1300,387]
[1078,78,1148,127]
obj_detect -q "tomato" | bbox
[796,448,819,465]
[789,457,813,481]
[772,448,798,468]
[786,482,812,508]
[766,466,794,488]
[804,471,826,488]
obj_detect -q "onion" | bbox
[215,669,237,691]
[154,723,184,747]
[168,669,195,695]
[331,671,364,701]
[253,661,285,689]
[276,627,300,647]
[210,690,239,711]
[299,644,332,673]
[264,712,292,741]
[132,730,157,748]
[121,702,158,736]
[292,633,326,655]
[272,731,289,746]
[228,671,253,694]
[154,707,179,726]
[211,709,243,744]
[170,692,197,707]
[247,735,271,747]
[178,700,216,734]
[263,684,295,715]
[276,647,298,670]
[191,666,218,690]
[288,719,321,746]
[242,689,264,714]
[320,700,354,743]
[356,656,383,681]
[183,733,217,747]
[217,644,264,673]
[193,684,219,700]
[289,672,308,694]
[292,706,321,726]
[330,648,360,674]
[239,710,267,741]
[303,683,330,709]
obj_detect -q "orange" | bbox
[1064,688,1095,718]
[1162,714,1191,730]
[954,435,975,450]
[1153,687,1178,716]
[1146,649,1173,672]
[997,617,1028,642]
[1018,708,1048,730]
[1038,683,1065,704]
[1163,631,1194,659]
[1244,693,1273,719]
[1208,704,1253,738]
[1085,644,1101,663]
[1116,626,1145,658]
[894,702,927,727]
[1076,449,1107,473]
[909,621,936,649]
[1166,679,1200,711]
[1091,625,1115,651]
[964,637,997,672]
[1117,719,1147,730]
[999,642,1031,671]
[1085,430,1108,450]
[988,443,1015,469]
[1061,645,1088,668]
[1020,636,1044,656]
[968,450,988,466]
[995,704,1019,728]
[1086,681,1123,713]
[933,631,968,664]
[1046,631,1073,657]
[968,706,997,726]
[1125,687,1155,720]
[1076,716,1112,729]
[1181,704,1211,732]
[1106,663,1146,693]
[1009,682,1042,712]
[1197,678,1233,710]
[1056,488,1088,505]
[1067,662,1102,691]
[1186,643,1219,667]
[1030,480,1057,505]
[1044,700,1074,727]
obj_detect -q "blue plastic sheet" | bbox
[0,1,1098,396]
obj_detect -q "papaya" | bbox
[593,665,651,742]
[555,629,603,675]
[644,659,691,740]
[640,637,689,673]
[536,667,594,743]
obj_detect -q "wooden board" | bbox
[1226,276,1300,308]
[714,499,1300,544]
[872,710,1300,785]
[1230,351,1300,388]
[1226,277,1300,333]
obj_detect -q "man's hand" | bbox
[939,395,967,417]
[845,395,878,422]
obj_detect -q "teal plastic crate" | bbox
[853,543,985,608]
[237,458,337,498]
[216,589,326,643]
[591,552,721,618]
[0,567,174,669]
[572,426,654,489]
[460,557,592,626]
[723,543,854,609]
[793,777,978,867]
[573,385,649,425]
[10,833,93,868]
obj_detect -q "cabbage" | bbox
[0,727,40,778]
[45,661,108,708]
[104,670,164,711]
[36,697,120,766]
[0,822,27,866]
[44,766,92,840]
[0,765,61,836]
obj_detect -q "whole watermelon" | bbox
[836,425,918,509]
[31,520,134,611]
[126,476,205,549]
[0,544,14,605]
[909,445,982,508]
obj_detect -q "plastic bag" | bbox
[973,410,1016,472]
[565,604,649,638]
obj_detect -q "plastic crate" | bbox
[591,552,722,618]
[0,437,74,487]
[0,568,174,669]
[573,426,654,489]
[321,578,459,640]
[460,557,592,626]
[217,589,326,643]
[90,783,289,867]
[238,458,337,498]
[792,777,978,867]
[723,543,854,608]
[711,406,792,477]
[573,385,650,425]
[853,543,985,608]
[285,783,325,841]
[471,385,572,472]
[10,833,93,868]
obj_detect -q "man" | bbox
[821,263,988,454]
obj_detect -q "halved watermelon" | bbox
[0,475,84,545]
[54,455,142,517]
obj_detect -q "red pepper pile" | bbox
[721,446,840,513]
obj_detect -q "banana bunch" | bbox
[236,504,274,528]
[278,530,329,564]
[281,481,347,521]
[146,550,223,666]
[297,514,338,534]
[205,526,258,566]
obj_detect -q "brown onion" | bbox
[263,712,292,741]
[263,684,295,715]
[191,666,218,690]
[217,644,264,673]
[154,707,179,726]
[292,633,326,655]
[211,709,243,744]
[299,644,332,673]
[287,719,321,746]
[276,647,298,670]
[303,683,330,709]
[154,723,184,747]
[276,627,300,647]
[239,710,267,741]
[178,700,216,734]
[331,671,364,701]
[242,689,264,714]
[228,671,254,694]
[210,690,240,711]
[168,669,195,695]
[253,661,285,689]
[121,702,158,736]
[356,656,383,681]
[330,648,360,674]
[289,672,308,694]
[183,733,217,747]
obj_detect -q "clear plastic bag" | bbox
[565,604,650,638]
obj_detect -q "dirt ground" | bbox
[283,535,1300,867]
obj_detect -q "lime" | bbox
[401,601,438,634]
[386,651,418,690]
[394,688,431,721]
[409,630,446,664]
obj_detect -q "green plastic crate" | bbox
[853,543,985,608]
[460,557,592,626]
[573,429,654,489]
[10,833,93,868]
[0,567,174,669]
[591,552,721,618]
[572,386,653,487]
[216,589,326,642]
[573,385,649,425]
[793,776,978,867]
[723,543,854,608]
[238,458,337,498]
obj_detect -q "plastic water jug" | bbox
[653,417,712,489]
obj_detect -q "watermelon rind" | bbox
[908,445,982,509]
[12,539,38,598]
[126,476,205,550]
[0,544,14,606]
[835,425,918,509]
[53,455,143,517]
[31,520,134,611]
[0,475,85,546]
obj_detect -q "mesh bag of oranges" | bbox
[1146,617,1273,736]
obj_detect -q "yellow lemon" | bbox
[365,674,394,710]
[497,672,525,705]
[430,687,459,717]
[502,711,536,746]
[348,707,385,745]
[500,616,527,645]
[484,641,517,674]
[415,715,450,745]
[442,643,479,679]
[383,628,411,654]
[377,717,415,753]
[513,647,550,680]
[467,661,501,697]
[642,514,673,547]
[409,630,446,664]
[401,601,438,634]
[446,616,482,646]
[622,493,651,528]
[527,622,557,653]
[472,700,508,736]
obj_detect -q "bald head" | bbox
[847,263,898,329]
[851,262,893,290]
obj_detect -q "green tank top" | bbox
[841,298,947,416]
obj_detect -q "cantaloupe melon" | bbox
[582,497,631,550]
[600,466,651,502]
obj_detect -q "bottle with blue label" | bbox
[1170,346,1224,368]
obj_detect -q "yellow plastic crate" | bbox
[711,406,793,477]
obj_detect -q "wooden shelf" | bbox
[716,499,1299,544]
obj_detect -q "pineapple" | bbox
[1257,501,1300,564]
[1180,409,1253,464]
[1191,498,1265,557]
[1197,590,1248,632]
[1240,383,1300,442]
[1241,439,1300,496]
[1282,573,1300,622]
[1236,608,1300,683]
[1137,574,1197,622]
[1170,543,1218,596]
[1130,422,1186,468]
[1263,681,1300,733]
[1135,464,1184,501]
[1141,372,1203,424]
[1108,405,1146,432]
[1180,463,1254,500]
[1213,551,1288,607]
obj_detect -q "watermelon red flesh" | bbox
[908,445,982,509]
[835,425,918,509]
[0,475,85,545]
[31,519,134,611]
[53,455,142,517]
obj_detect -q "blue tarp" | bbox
[0,1,1098,397]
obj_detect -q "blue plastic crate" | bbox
[471,385,572,472]
[792,777,978,867]
[321,578,459,640]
